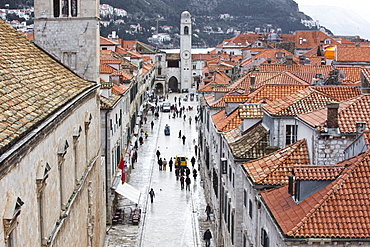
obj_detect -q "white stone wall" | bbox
[0,91,105,246]
[33,18,100,82]
[315,135,353,165]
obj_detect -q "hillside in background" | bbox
[100,0,314,47]
[0,0,320,47]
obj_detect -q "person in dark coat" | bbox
[178,130,181,138]
[185,176,191,191]
[156,149,161,160]
[182,135,186,145]
[205,204,211,221]
[149,188,155,203]
[151,120,154,130]
[158,158,163,170]
[180,175,185,190]
[169,157,173,172]
[186,167,191,176]
[203,229,212,247]
[193,168,197,180]
[175,168,179,180]
[139,136,143,145]
[191,156,196,167]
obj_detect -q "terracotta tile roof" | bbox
[364,130,370,149]
[257,64,333,77]
[239,104,263,119]
[337,66,363,83]
[247,49,298,65]
[242,139,310,185]
[100,36,119,46]
[262,87,336,116]
[298,94,370,133]
[295,31,340,50]
[226,121,269,160]
[212,109,241,132]
[250,71,309,90]
[100,93,122,109]
[362,67,370,81]
[313,85,361,102]
[111,84,128,94]
[261,150,370,238]
[245,84,309,104]
[222,34,261,46]
[0,20,96,153]
[336,46,370,62]
[294,165,345,181]
[100,63,114,74]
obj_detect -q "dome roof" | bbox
[181,11,191,18]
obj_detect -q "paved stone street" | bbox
[104,93,215,247]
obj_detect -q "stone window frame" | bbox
[3,197,24,245]
[54,0,78,18]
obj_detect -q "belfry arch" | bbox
[168,76,179,93]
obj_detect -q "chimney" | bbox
[321,57,326,65]
[267,58,272,64]
[356,121,366,135]
[250,75,256,86]
[286,55,293,66]
[326,101,339,128]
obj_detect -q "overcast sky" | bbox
[294,0,370,23]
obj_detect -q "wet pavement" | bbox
[104,93,215,247]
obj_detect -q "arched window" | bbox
[184,26,189,35]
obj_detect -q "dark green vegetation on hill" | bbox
[0,0,316,47]
[101,0,313,47]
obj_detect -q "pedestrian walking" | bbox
[180,175,185,190]
[193,169,197,180]
[182,135,186,145]
[162,158,167,171]
[139,136,143,145]
[158,158,163,170]
[185,176,191,191]
[203,229,212,247]
[178,130,182,138]
[180,167,185,176]
[169,157,173,172]
[189,116,192,124]
[174,96,177,103]
[144,116,147,124]
[183,114,186,121]
[205,204,211,221]
[151,120,154,130]
[191,156,196,168]
[145,131,148,139]
[149,188,155,203]
[194,144,198,157]
[156,149,161,160]
[175,168,179,180]
[186,167,191,177]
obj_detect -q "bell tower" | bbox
[180,11,192,90]
[33,0,100,82]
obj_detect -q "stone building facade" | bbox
[0,20,105,246]
[33,0,100,82]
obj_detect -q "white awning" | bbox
[115,183,141,204]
